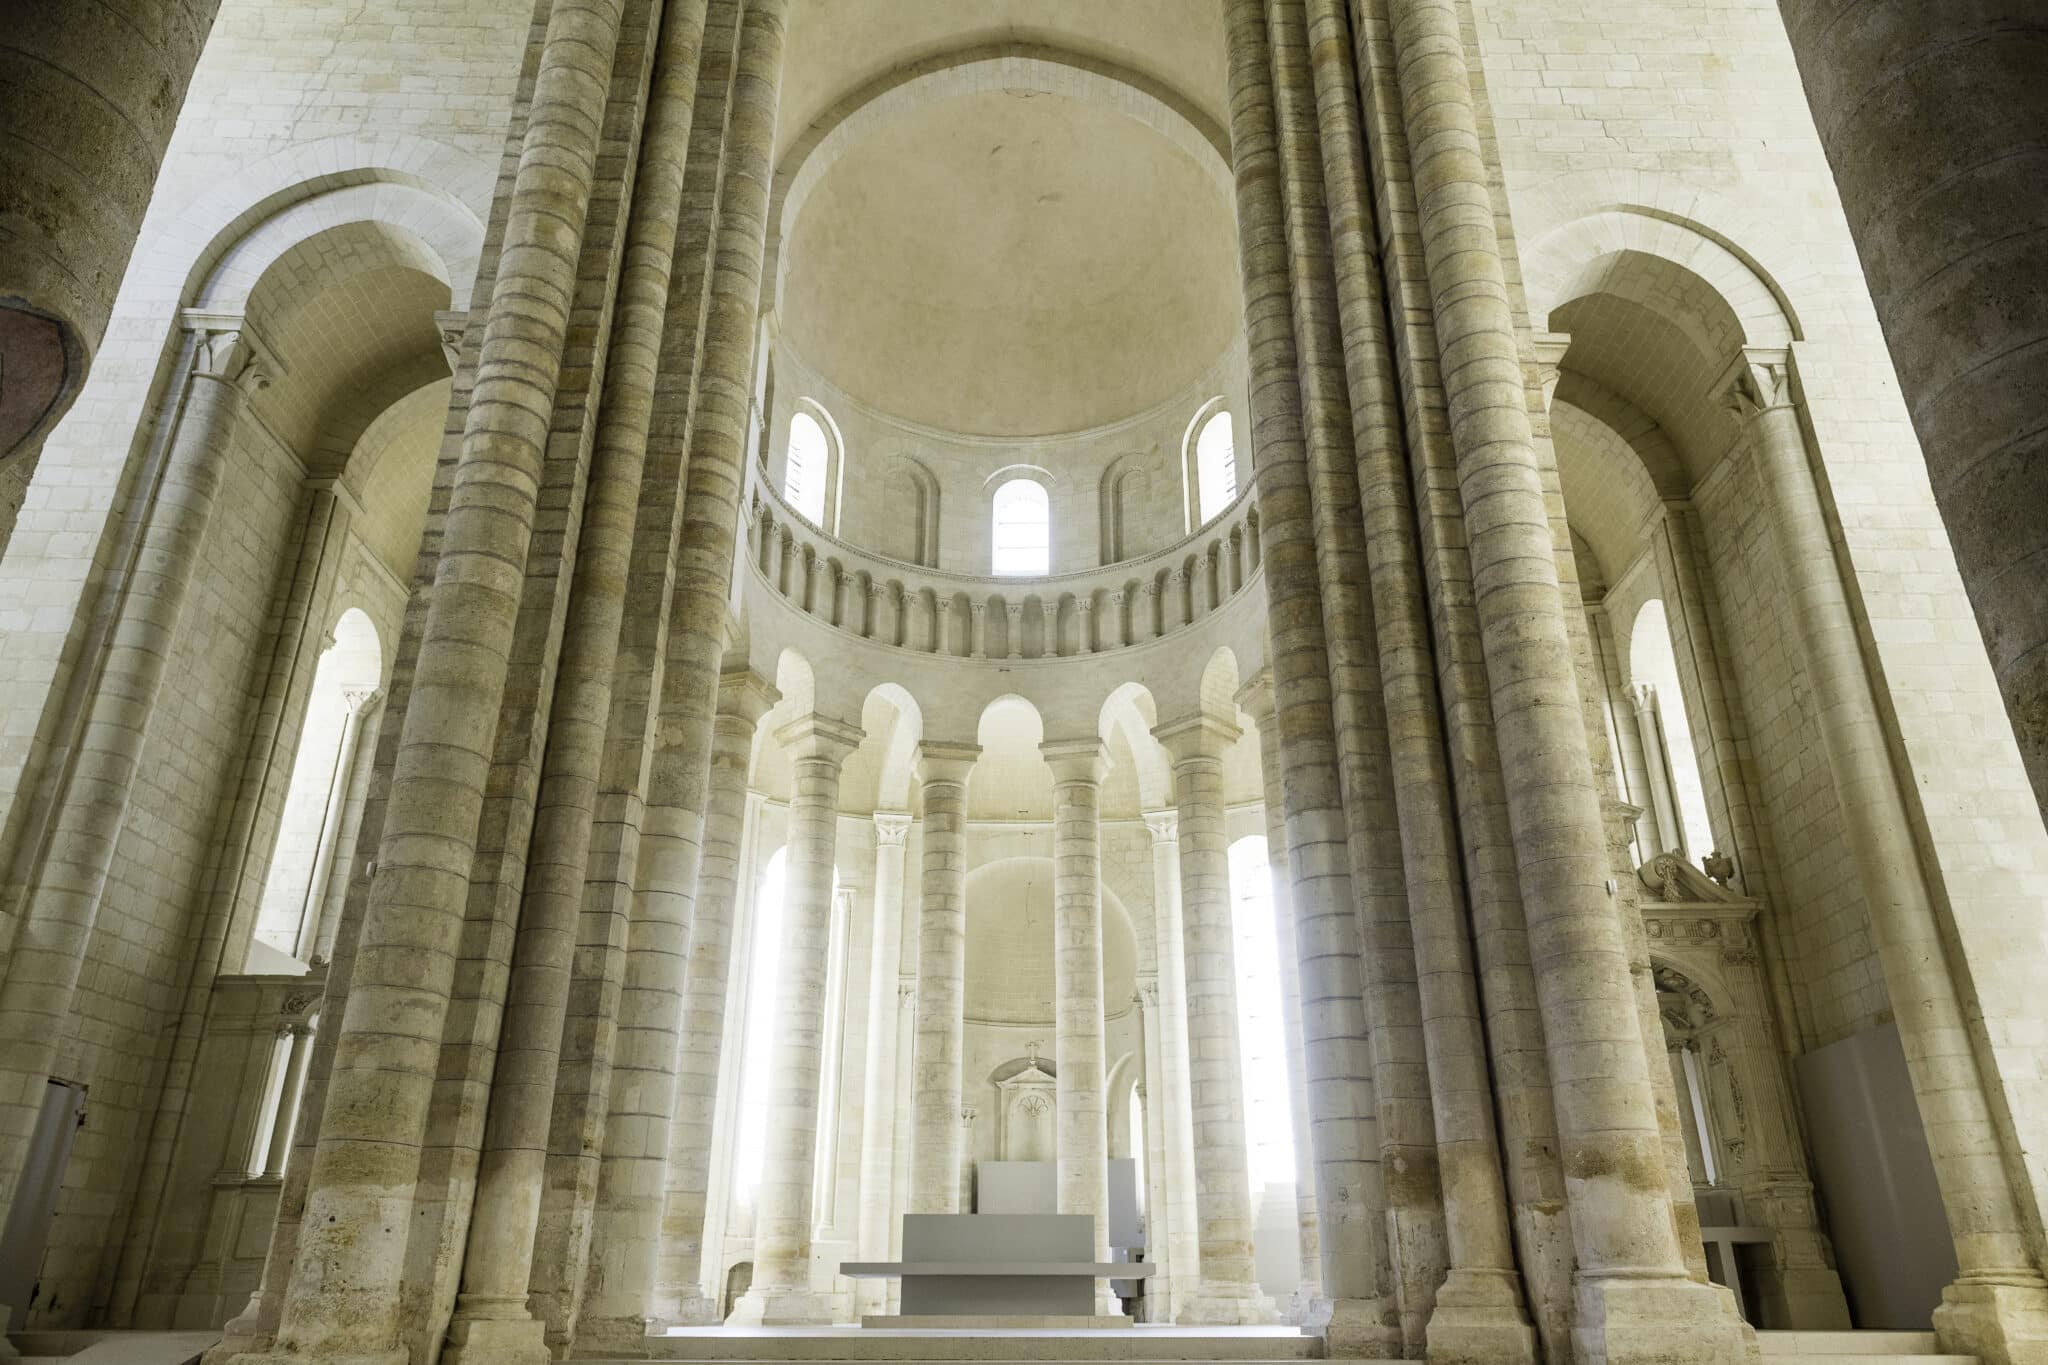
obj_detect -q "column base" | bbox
[653,1293,726,1328]
[203,1295,278,1365]
[1934,1274,2048,1365]
[1178,1282,1279,1326]
[440,1312,552,1365]
[567,1314,665,1359]
[1571,1274,1749,1365]
[1323,1297,1402,1358]
[726,1286,833,1327]
[0,1310,20,1365]
[226,1349,407,1365]
[1426,1269,1538,1365]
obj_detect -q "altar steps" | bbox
[615,1325,1334,1363]
[1758,1330,1975,1365]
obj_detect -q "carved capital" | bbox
[1142,808,1178,843]
[873,811,912,846]
[1715,347,1793,421]
[434,309,468,373]
[181,312,280,395]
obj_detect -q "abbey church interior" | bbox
[2,3,2046,1365]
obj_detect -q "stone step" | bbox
[628,1328,1327,1362]
[1757,1332,1944,1357]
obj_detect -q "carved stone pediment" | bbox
[1638,850,1745,905]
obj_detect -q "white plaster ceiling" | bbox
[779,88,1241,436]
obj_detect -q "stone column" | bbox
[1006,602,1024,660]
[1219,0,1397,1348]
[1630,688,1685,857]
[854,812,912,1317]
[887,975,916,1313]
[1722,350,2048,1361]
[1776,0,2048,811]
[909,742,979,1213]
[0,319,273,1208]
[446,0,719,1343]
[261,1026,317,1179]
[1385,3,1748,1361]
[0,0,221,506]
[1319,2,1575,1347]
[225,1,627,1356]
[1142,811,1202,1322]
[1237,680,1323,1319]
[1151,714,1274,1324]
[292,686,380,960]
[727,714,861,1326]
[1133,980,1173,1321]
[618,675,770,1334]
[1041,738,1114,1302]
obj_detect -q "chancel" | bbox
[2,3,2047,1365]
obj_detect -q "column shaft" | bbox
[854,814,911,1318]
[1338,4,1576,1349]
[909,744,978,1214]
[1154,715,1274,1323]
[729,716,859,1324]
[446,6,712,1351]
[1263,2,1451,1343]
[651,712,760,1323]
[1245,694,1323,1314]
[1728,357,2048,1352]
[1777,0,2048,811]
[1219,0,1392,1346]
[1143,813,1203,1322]
[0,325,269,1204]
[1043,740,1114,1296]
[236,1,627,1355]
[1385,1,1744,1358]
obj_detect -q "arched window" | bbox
[784,410,829,525]
[1193,408,1237,527]
[991,478,1050,576]
[250,608,383,971]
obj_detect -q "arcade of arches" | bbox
[1,5,2046,1365]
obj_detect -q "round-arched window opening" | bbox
[784,410,830,525]
[991,478,1050,576]
[1193,408,1237,527]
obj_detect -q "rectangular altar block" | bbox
[841,1213,1149,1325]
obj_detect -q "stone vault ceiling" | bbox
[777,0,1230,161]
[780,88,1241,436]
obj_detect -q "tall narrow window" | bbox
[991,478,1050,576]
[734,847,788,1199]
[1195,409,1237,526]
[784,411,828,525]
[251,608,382,971]
[1227,835,1294,1190]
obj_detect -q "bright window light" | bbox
[1195,410,1237,526]
[784,411,828,525]
[991,478,1050,576]
[1227,835,1295,1189]
[734,847,787,1198]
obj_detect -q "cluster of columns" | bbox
[1218,0,1757,1361]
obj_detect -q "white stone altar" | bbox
[841,1213,1151,1328]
